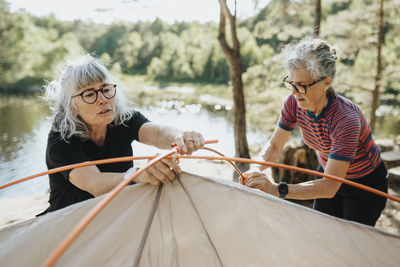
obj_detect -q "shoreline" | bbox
[0,193,49,228]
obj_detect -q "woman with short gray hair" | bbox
[41,54,205,214]
[244,37,387,226]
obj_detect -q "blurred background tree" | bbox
[217,0,250,179]
[1,0,399,138]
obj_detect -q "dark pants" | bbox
[313,161,388,226]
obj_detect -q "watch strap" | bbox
[278,182,288,199]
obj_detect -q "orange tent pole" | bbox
[43,151,176,267]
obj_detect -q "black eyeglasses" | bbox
[72,84,117,104]
[283,76,325,94]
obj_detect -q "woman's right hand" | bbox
[241,170,278,196]
[125,156,181,186]
[240,168,263,185]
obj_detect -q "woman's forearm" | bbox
[155,125,182,149]
[258,142,282,170]
[258,127,291,171]
[70,167,126,197]
[139,122,181,149]
[286,178,342,200]
[88,172,127,196]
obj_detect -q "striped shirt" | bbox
[278,94,381,179]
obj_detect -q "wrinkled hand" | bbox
[242,170,278,196]
[173,131,205,154]
[125,155,181,186]
[239,168,263,185]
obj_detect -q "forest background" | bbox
[1,0,399,143]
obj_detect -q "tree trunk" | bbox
[217,0,250,181]
[370,0,384,133]
[271,142,319,184]
[271,142,319,208]
[313,0,321,37]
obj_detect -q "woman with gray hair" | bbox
[244,37,387,226]
[41,54,205,214]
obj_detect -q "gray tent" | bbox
[1,172,400,266]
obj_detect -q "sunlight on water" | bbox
[0,95,265,199]
[0,96,50,198]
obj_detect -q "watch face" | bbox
[278,182,288,195]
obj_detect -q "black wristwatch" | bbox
[278,182,288,199]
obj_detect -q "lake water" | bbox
[0,94,266,199]
[2,92,398,200]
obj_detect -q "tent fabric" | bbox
[1,172,400,266]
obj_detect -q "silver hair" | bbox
[284,36,337,98]
[44,54,133,140]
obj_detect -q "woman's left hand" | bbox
[125,156,181,186]
[245,170,278,196]
[173,131,205,154]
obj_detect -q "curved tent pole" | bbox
[202,146,245,181]
[1,154,399,204]
[0,143,397,266]
[43,144,236,267]
[43,155,400,267]
[0,156,152,191]
[43,151,177,267]
[0,140,218,191]
[1,156,399,204]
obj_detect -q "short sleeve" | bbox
[278,95,297,131]
[328,113,361,162]
[117,111,150,142]
[46,132,90,181]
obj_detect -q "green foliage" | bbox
[326,0,352,15]
[150,18,167,35]
[0,0,14,86]
[243,0,400,137]
[92,24,128,58]
[1,0,399,137]
[0,3,84,90]
[115,31,143,71]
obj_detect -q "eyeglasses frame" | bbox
[283,76,325,94]
[72,84,117,104]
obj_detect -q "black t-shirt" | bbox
[43,111,149,213]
